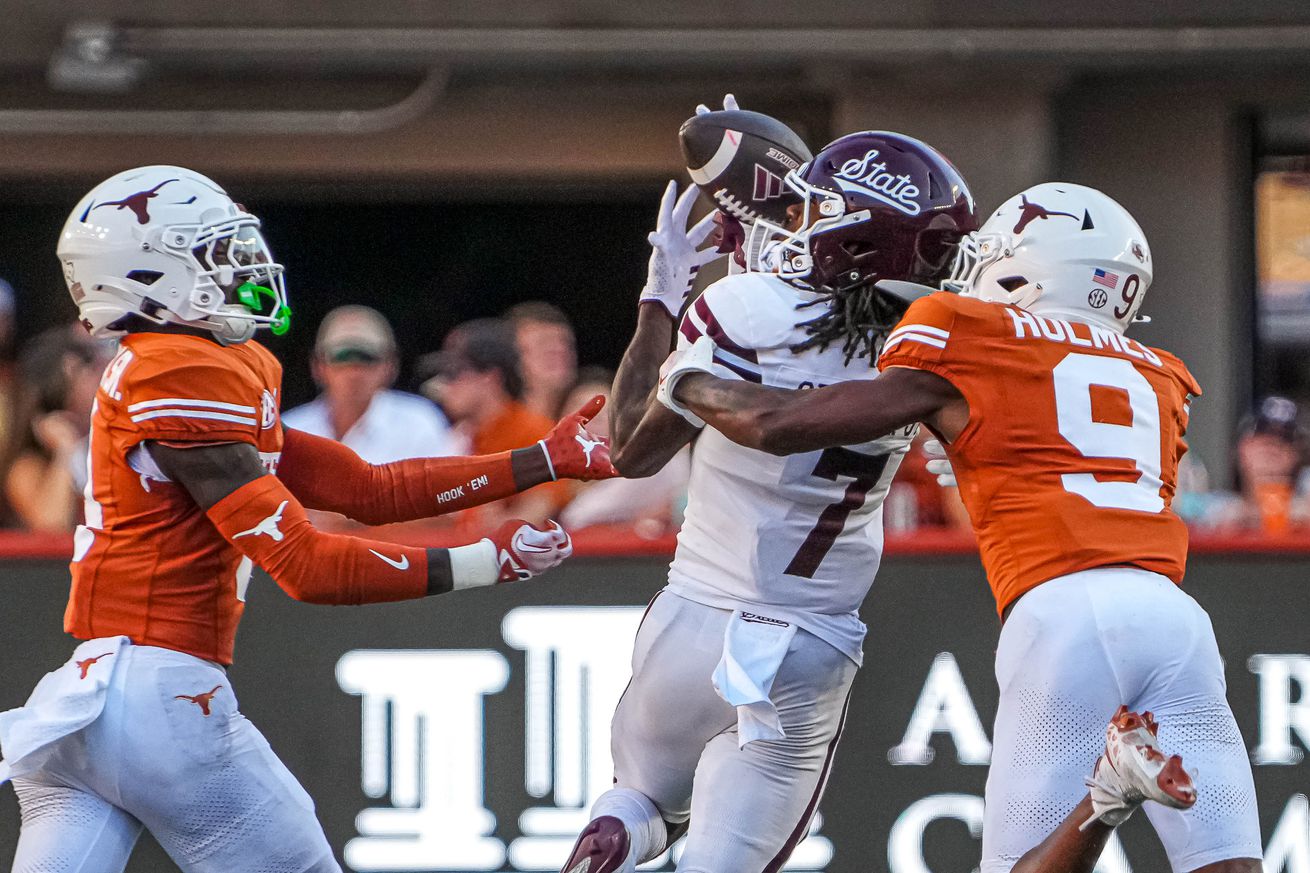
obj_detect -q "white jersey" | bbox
[668,273,914,664]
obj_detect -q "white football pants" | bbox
[9,643,338,873]
[610,591,857,873]
[982,568,1262,873]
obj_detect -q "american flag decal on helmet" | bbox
[1092,268,1120,289]
[753,165,784,201]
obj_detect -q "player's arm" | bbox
[610,306,700,478]
[276,396,615,524]
[609,181,718,476]
[668,364,960,455]
[149,441,572,602]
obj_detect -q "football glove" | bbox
[537,395,618,481]
[657,335,717,428]
[488,519,573,582]
[694,93,740,115]
[923,438,957,488]
[639,180,721,318]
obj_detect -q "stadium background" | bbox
[2,2,1309,871]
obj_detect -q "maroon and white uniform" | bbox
[609,272,911,873]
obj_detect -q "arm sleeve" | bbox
[876,293,962,380]
[276,427,518,525]
[206,474,430,604]
[678,282,763,383]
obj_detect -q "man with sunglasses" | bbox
[283,305,462,463]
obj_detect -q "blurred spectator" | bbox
[2,327,109,531]
[419,318,570,528]
[1228,396,1309,531]
[559,366,690,534]
[1189,395,1310,532]
[282,305,462,462]
[0,278,16,456]
[505,301,578,420]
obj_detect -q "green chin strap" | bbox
[235,281,292,336]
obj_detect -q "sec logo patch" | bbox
[260,389,278,430]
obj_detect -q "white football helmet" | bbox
[944,182,1152,333]
[57,166,288,343]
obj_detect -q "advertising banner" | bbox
[1,555,1307,871]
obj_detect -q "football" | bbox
[678,109,813,225]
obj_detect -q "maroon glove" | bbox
[711,211,748,270]
[538,395,619,481]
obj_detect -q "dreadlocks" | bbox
[789,278,909,365]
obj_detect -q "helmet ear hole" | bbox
[997,276,1029,292]
[927,172,944,200]
[126,270,163,286]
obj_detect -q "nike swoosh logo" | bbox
[369,549,410,571]
[514,542,556,553]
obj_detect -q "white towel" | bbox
[0,636,129,785]
[711,610,797,748]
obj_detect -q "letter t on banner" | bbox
[337,650,510,871]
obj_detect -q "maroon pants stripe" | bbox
[761,686,854,873]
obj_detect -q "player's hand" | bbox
[486,519,573,582]
[711,210,746,255]
[640,180,722,318]
[538,395,619,481]
[657,335,716,427]
[694,93,740,115]
[923,439,958,488]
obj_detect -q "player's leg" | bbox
[562,592,737,873]
[1128,590,1262,873]
[997,570,1261,873]
[10,777,143,873]
[673,628,856,873]
[981,577,1127,873]
[1010,798,1113,873]
[111,647,339,873]
[1013,708,1197,873]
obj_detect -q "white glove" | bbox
[923,439,958,488]
[488,519,573,582]
[640,181,722,318]
[657,335,717,427]
[695,93,740,115]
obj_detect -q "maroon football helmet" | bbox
[752,131,978,295]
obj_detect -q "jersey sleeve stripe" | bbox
[713,346,763,378]
[887,323,949,343]
[692,295,759,364]
[679,319,703,345]
[127,398,257,414]
[129,409,259,426]
[883,332,948,352]
[713,353,763,383]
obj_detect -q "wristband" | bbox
[535,440,558,481]
[658,368,707,428]
[448,539,499,590]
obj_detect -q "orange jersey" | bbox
[878,293,1200,616]
[66,332,283,664]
